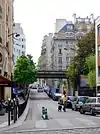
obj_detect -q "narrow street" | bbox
[3,90,100,133]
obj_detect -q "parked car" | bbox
[72,96,89,111]
[80,97,100,116]
[43,86,49,92]
[66,96,77,108]
[37,87,44,92]
[50,88,62,101]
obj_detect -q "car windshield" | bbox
[56,88,60,93]
[79,97,88,103]
[69,96,77,101]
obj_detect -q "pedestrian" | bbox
[62,94,67,112]
[58,98,63,112]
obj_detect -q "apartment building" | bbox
[38,33,53,85]
[0,0,13,100]
[13,23,26,66]
[95,16,100,92]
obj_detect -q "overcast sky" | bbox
[14,0,100,62]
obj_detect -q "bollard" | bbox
[45,108,48,120]
[13,98,16,123]
[42,107,45,115]
[8,98,11,126]
[11,100,14,120]
[42,107,48,120]
[15,99,17,121]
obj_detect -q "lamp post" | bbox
[8,33,20,99]
[8,33,20,38]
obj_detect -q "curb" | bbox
[0,99,30,132]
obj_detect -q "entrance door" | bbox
[0,87,4,100]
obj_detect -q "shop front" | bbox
[0,75,11,100]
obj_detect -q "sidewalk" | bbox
[0,97,30,132]
[0,113,10,128]
[0,96,28,129]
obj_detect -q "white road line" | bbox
[35,120,47,128]
[56,118,73,127]
[76,117,97,126]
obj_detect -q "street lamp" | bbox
[8,33,20,99]
[8,33,20,38]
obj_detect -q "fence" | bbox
[18,93,29,117]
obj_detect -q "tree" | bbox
[67,61,78,91]
[88,70,96,88]
[67,28,95,90]
[76,28,95,75]
[85,55,96,88]
[13,55,37,86]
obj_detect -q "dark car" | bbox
[72,96,89,111]
[80,97,100,116]
[66,96,77,108]
[50,88,62,101]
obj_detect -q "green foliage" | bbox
[77,29,95,58]
[76,28,95,75]
[88,70,96,88]
[14,55,37,85]
[67,28,95,89]
[86,55,96,88]
[86,55,95,71]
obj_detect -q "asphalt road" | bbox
[3,89,100,134]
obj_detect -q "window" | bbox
[98,45,100,56]
[0,69,1,74]
[58,57,62,64]
[0,36,2,43]
[0,5,2,13]
[59,49,62,54]
[22,51,25,55]
[97,98,100,103]
[97,26,100,36]
[22,45,24,48]
[66,57,69,61]
[98,67,100,76]
[58,44,62,47]
[58,65,62,70]
[90,98,96,103]
[6,42,9,47]
[19,50,20,55]
[0,53,2,62]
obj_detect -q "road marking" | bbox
[35,120,47,128]
[76,117,97,126]
[56,118,73,127]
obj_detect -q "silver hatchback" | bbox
[80,97,100,116]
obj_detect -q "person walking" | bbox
[62,94,67,112]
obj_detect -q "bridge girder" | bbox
[37,70,68,79]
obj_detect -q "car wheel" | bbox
[90,109,96,116]
[80,107,85,114]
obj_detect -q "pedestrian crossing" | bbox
[34,117,99,129]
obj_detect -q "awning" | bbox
[0,75,11,86]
